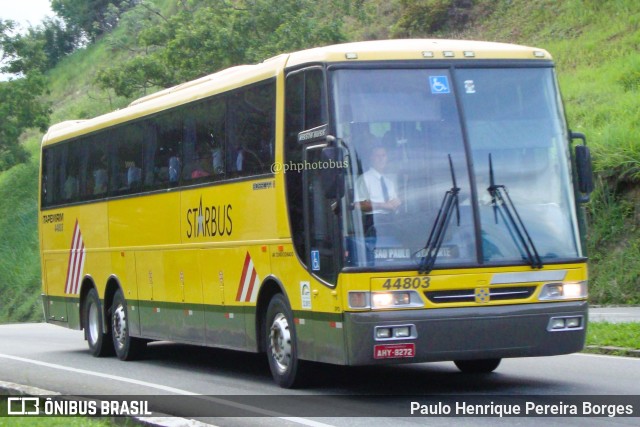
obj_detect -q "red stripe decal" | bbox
[235,252,251,301]
[64,220,80,294]
[244,268,257,302]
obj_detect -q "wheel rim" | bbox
[112,303,127,351]
[88,301,100,345]
[269,313,292,374]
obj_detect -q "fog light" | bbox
[566,317,581,328]
[376,328,391,339]
[394,326,411,338]
[550,318,566,329]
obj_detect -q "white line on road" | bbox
[0,353,335,427]
[573,352,640,361]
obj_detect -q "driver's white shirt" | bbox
[355,168,398,215]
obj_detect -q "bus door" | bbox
[302,144,343,285]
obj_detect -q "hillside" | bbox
[1,0,638,322]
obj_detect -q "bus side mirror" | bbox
[572,132,594,202]
[321,145,345,200]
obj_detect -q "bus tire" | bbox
[83,288,114,357]
[111,289,146,361]
[265,294,306,388]
[454,358,501,374]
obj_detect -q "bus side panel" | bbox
[135,249,205,344]
[200,248,248,351]
[111,250,141,336]
[136,250,165,340]
[42,258,70,324]
[110,192,182,341]
[163,249,205,344]
[202,246,272,351]
[41,203,109,328]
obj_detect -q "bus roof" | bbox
[285,39,550,67]
[43,39,551,146]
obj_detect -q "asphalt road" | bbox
[589,306,640,323]
[0,322,638,426]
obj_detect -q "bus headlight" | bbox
[539,281,587,301]
[371,291,423,309]
[348,291,424,309]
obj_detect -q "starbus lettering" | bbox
[186,196,233,238]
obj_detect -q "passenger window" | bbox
[109,126,144,195]
[227,81,275,177]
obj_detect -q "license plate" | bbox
[373,343,415,359]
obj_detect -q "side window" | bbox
[149,114,182,190]
[227,81,275,177]
[305,68,327,129]
[41,147,56,207]
[109,125,144,195]
[61,141,83,203]
[183,98,226,184]
[86,137,108,199]
[284,67,328,267]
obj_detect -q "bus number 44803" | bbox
[382,277,430,290]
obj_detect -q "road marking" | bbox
[0,353,335,426]
[573,352,640,361]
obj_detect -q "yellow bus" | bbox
[39,39,594,388]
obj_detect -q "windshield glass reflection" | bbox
[332,69,476,269]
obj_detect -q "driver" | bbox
[355,144,402,214]
[354,143,402,266]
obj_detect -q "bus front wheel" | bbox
[454,358,501,373]
[265,294,306,388]
[111,289,146,361]
[83,288,114,357]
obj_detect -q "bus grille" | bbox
[424,286,536,304]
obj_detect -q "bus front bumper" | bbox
[343,301,588,365]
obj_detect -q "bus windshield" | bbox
[331,66,581,269]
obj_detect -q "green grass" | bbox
[0,158,42,323]
[586,322,640,350]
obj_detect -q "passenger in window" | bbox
[169,156,181,183]
[126,161,142,189]
[241,146,264,173]
[92,154,108,195]
[64,163,79,200]
[190,143,213,179]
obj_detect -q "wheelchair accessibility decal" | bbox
[429,76,450,94]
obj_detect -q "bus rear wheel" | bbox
[454,358,501,373]
[111,289,146,361]
[83,288,114,357]
[265,294,306,388]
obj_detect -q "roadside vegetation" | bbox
[585,322,640,352]
[0,0,638,324]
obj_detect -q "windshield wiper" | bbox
[418,155,460,274]
[487,154,543,269]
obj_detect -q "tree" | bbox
[0,19,51,170]
[51,0,138,42]
[96,0,348,98]
[391,0,475,37]
[0,74,50,170]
